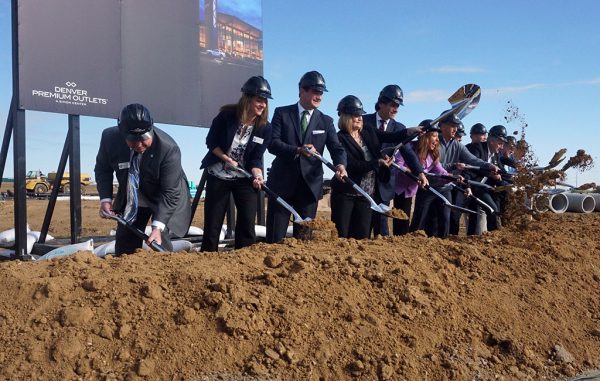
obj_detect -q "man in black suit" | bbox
[465,125,509,235]
[362,85,426,236]
[266,71,347,243]
[95,103,191,254]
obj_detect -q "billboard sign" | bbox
[17,0,263,127]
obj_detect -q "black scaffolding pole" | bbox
[68,115,82,243]
[11,0,32,260]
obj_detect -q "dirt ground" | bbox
[0,196,599,380]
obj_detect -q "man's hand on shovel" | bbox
[99,201,115,219]
[297,144,317,158]
[147,227,163,247]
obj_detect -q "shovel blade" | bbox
[293,217,312,224]
[369,203,391,214]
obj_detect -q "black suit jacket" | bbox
[267,103,347,200]
[200,108,272,171]
[330,124,397,195]
[94,126,191,237]
[465,142,503,186]
[362,113,423,201]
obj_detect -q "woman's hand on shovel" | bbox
[335,164,347,182]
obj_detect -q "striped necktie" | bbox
[123,151,140,223]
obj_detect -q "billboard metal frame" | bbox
[1,1,266,259]
[0,0,84,260]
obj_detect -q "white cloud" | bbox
[486,76,600,97]
[430,66,485,73]
[561,77,600,86]
[485,83,546,96]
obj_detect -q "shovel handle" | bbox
[305,148,361,189]
[230,166,306,222]
[306,148,389,214]
[110,215,166,252]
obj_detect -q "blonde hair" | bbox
[220,94,269,129]
[338,113,361,134]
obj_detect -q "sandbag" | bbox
[0,248,14,259]
[26,233,37,254]
[187,226,203,236]
[28,231,55,242]
[255,225,266,238]
[0,224,31,247]
[220,224,227,241]
[172,240,193,252]
[94,241,116,257]
[38,239,94,261]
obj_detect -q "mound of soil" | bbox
[1,212,599,380]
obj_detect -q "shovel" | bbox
[304,149,404,219]
[447,183,496,215]
[426,172,497,210]
[109,214,166,252]
[424,172,496,192]
[461,164,514,181]
[382,84,481,156]
[230,166,310,224]
[393,163,477,215]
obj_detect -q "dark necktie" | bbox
[123,151,140,223]
[379,119,386,132]
[301,110,309,134]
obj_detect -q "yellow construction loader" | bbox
[25,170,92,194]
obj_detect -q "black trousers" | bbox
[467,190,500,235]
[331,192,372,239]
[201,174,258,252]
[392,192,413,235]
[370,190,389,237]
[449,188,466,235]
[410,188,449,238]
[266,177,317,243]
[115,206,173,255]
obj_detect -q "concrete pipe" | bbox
[590,194,600,212]
[531,194,549,213]
[565,193,596,213]
[548,193,569,214]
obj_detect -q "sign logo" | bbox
[31,82,109,106]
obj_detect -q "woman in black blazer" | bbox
[200,76,273,251]
[330,95,415,239]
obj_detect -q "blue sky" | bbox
[1,0,600,185]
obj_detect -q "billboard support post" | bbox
[38,125,72,244]
[68,115,82,243]
[12,0,33,260]
[189,169,208,228]
[0,98,14,190]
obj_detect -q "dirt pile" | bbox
[1,213,599,380]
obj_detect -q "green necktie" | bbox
[301,110,309,134]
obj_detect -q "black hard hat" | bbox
[299,71,328,92]
[439,110,461,125]
[457,123,466,137]
[419,119,441,133]
[470,123,487,135]
[118,103,154,141]
[337,95,366,116]
[379,84,404,106]
[241,76,273,99]
[488,125,508,143]
[506,135,517,146]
